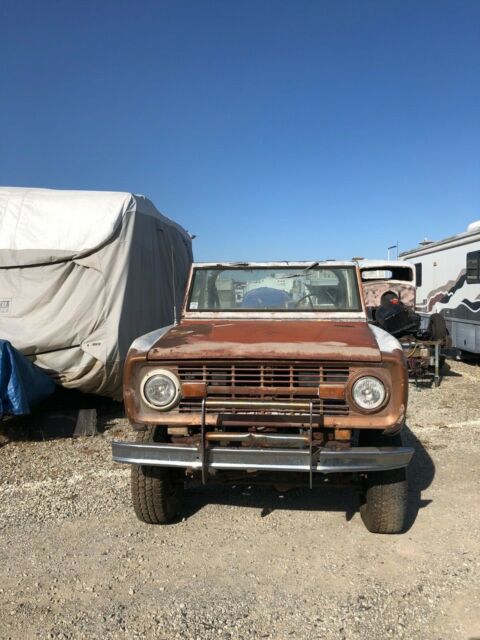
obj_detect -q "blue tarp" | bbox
[0,340,56,417]
[241,287,292,309]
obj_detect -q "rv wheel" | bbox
[130,427,184,524]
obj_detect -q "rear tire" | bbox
[131,427,184,524]
[428,313,447,341]
[359,431,409,534]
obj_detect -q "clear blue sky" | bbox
[1,1,479,261]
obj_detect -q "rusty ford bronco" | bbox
[112,262,413,533]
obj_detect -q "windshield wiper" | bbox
[285,262,319,278]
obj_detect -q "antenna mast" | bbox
[171,246,177,325]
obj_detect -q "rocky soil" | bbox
[1,359,479,639]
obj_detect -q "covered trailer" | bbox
[0,187,193,400]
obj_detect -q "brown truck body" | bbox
[124,318,407,433]
[114,262,412,493]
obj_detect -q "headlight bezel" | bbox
[350,374,388,413]
[140,368,182,411]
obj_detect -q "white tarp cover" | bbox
[0,188,132,253]
[0,187,193,399]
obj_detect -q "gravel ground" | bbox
[1,359,479,640]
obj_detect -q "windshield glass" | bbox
[188,266,361,312]
[361,266,414,282]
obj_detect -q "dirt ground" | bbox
[1,359,479,640]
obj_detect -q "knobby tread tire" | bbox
[359,431,409,534]
[360,467,408,534]
[428,313,447,341]
[130,427,184,524]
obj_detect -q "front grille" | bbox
[176,362,350,415]
[177,363,350,386]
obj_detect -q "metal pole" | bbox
[200,398,207,484]
[434,342,440,387]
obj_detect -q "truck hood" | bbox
[147,320,382,362]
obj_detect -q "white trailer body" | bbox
[400,222,480,354]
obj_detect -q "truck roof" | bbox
[191,261,358,268]
[359,259,413,270]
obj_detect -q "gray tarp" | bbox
[0,187,192,399]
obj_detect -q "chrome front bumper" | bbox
[112,440,414,475]
[114,400,413,483]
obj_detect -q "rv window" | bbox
[414,263,422,287]
[466,251,480,283]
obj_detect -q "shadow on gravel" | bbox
[0,387,124,443]
[182,481,360,522]
[445,348,480,365]
[403,423,435,532]
[438,362,462,378]
[181,424,435,532]
[409,362,461,389]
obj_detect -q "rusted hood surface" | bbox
[147,320,382,362]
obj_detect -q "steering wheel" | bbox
[294,294,315,309]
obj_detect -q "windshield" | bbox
[361,266,414,282]
[188,266,361,312]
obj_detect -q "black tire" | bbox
[428,313,447,341]
[131,427,184,524]
[359,432,408,534]
[360,467,408,534]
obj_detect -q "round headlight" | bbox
[141,369,181,410]
[352,376,386,411]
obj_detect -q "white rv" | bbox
[400,221,480,354]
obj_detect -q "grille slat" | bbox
[179,399,348,414]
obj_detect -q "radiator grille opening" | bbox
[178,363,349,386]
[176,362,350,415]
